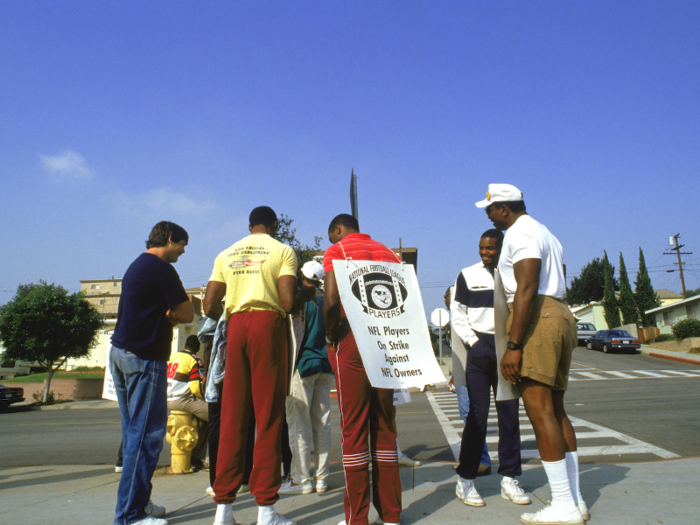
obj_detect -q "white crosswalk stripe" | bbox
[568,369,700,381]
[427,391,679,462]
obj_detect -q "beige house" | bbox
[646,295,700,335]
[69,279,203,370]
[570,302,608,331]
[655,289,684,307]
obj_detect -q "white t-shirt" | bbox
[498,215,566,303]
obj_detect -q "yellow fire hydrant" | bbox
[166,410,201,474]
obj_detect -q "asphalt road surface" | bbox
[1,348,698,467]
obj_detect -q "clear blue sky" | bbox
[1,1,699,314]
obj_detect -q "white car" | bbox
[576,322,597,346]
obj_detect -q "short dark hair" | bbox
[328,214,360,233]
[503,200,526,213]
[249,206,277,228]
[184,335,200,352]
[481,228,505,247]
[146,221,189,249]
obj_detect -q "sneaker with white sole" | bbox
[578,500,590,521]
[257,509,295,525]
[214,503,236,525]
[455,478,484,507]
[278,480,313,494]
[131,517,168,525]
[316,479,328,493]
[145,500,166,518]
[398,454,420,467]
[238,484,250,494]
[501,478,531,505]
[115,466,123,473]
[520,503,584,525]
[206,486,215,496]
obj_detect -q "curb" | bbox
[648,352,700,366]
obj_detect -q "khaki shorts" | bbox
[506,296,577,390]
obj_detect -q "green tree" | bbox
[685,287,700,298]
[618,252,638,325]
[634,248,659,327]
[274,213,323,270]
[0,281,103,403]
[602,251,621,329]
[566,257,617,306]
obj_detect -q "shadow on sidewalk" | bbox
[0,466,116,491]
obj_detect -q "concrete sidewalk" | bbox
[1,458,698,525]
[639,343,700,365]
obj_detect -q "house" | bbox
[645,295,700,335]
[655,289,684,307]
[69,278,204,370]
[570,302,608,331]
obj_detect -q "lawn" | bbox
[2,371,105,382]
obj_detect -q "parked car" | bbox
[576,322,597,346]
[0,383,25,409]
[586,330,640,353]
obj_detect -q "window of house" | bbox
[662,312,670,326]
[91,284,100,290]
[99,300,106,305]
[113,282,119,287]
[687,304,698,320]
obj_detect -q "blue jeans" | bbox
[110,346,168,525]
[455,384,491,467]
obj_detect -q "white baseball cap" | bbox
[475,183,524,208]
[301,260,325,283]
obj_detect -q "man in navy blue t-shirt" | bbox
[110,221,194,525]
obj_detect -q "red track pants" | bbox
[213,310,288,506]
[329,328,402,525]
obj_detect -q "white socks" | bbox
[542,459,577,511]
[258,505,275,522]
[565,451,584,505]
[395,438,403,456]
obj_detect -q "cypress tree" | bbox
[618,252,638,325]
[635,247,659,327]
[602,251,621,329]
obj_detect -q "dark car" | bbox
[576,322,597,346]
[0,383,25,409]
[586,330,640,353]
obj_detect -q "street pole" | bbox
[664,234,693,299]
[438,310,443,365]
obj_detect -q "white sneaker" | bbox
[131,517,168,525]
[214,503,236,525]
[278,480,313,494]
[238,484,250,494]
[115,466,123,473]
[257,509,295,525]
[316,479,328,493]
[520,503,584,525]
[206,486,215,496]
[398,454,420,467]
[501,478,531,505]
[578,500,590,521]
[455,478,484,507]
[145,500,166,518]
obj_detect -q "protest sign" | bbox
[102,353,117,401]
[332,259,445,389]
[493,269,519,401]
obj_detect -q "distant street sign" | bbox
[431,308,450,327]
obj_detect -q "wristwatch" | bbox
[506,341,523,351]
[325,336,337,348]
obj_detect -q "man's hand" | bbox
[501,348,522,384]
[165,309,181,326]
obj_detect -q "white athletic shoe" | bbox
[316,479,328,493]
[145,500,166,518]
[455,478,485,507]
[206,486,215,496]
[578,500,590,521]
[501,478,531,505]
[131,517,167,525]
[214,503,236,525]
[397,454,420,467]
[238,484,250,494]
[257,509,295,525]
[520,503,584,525]
[278,481,313,494]
[115,466,123,473]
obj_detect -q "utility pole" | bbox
[664,234,693,299]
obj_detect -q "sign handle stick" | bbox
[438,310,443,365]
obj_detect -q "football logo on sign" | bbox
[350,267,408,319]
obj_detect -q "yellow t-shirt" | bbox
[209,233,298,319]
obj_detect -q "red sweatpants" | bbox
[329,327,402,525]
[213,310,288,506]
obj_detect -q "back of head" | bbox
[328,213,360,234]
[249,206,277,228]
[146,221,189,249]
[184,335,200,353]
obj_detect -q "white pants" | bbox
[286,371,333,484]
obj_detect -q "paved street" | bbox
[1,348,698,468]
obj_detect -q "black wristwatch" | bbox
[507,341,523,351]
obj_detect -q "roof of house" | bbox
[655,288,683,299]
[645,293,700,314]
